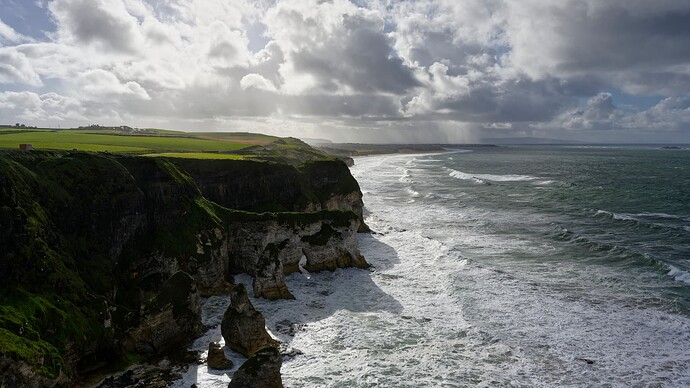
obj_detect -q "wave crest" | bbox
[446,168,537,183]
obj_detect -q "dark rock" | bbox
[0,151,368,384]
[221,284,278,357]
[228,347,283,388]
[207,342,233,370]
[274,320,306,337]
[253,244,294,300]
[124,271,202,354]
[95,363,181,388]
[279,343,304,360]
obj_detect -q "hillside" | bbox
[0,127,331,165]
[0,134,367,386]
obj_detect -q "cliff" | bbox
[174,158,367,229]
[0,150,368,386]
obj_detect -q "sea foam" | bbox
[446,168,537,182]
[176,151,690,387]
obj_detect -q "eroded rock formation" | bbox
[221,285,278,358]
[207,342,233,370]
[123,271,202,354]
[227,347,284,388]
[0,150,368,386]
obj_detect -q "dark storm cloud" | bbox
[508,1,690,95]
[289,14,420,94]
[283,94,402,117]
[49,0,143,53]
[555,7,690,72]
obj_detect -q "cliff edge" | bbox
[0,149,368,386]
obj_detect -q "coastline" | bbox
[0,149,369,386]
[200,147,690,386]
[170,152,416,386]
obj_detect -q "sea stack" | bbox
[227,347,283,388]
[220,284,278,358]
[207,342,233,370]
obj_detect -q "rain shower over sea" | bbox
[179,145,690,387]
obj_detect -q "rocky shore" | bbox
[0,150,369,386]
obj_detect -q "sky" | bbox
[0,0,689,143]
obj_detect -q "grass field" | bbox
[0,127,334,162]
[0,131,255,153]
[191,132,277,144]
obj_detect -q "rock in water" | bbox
[228,347,283,388]
[207,342,233,370]
[221,284,278,357]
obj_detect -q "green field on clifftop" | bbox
[0,127,337,163]
[0,129,263,154]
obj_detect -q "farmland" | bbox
[0,128,275,155]
[0,127,338,164]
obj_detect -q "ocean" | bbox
[176,146,690,387]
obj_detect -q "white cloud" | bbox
[0,0,687,142]
[0,91,87,122]
[203,21,251,69]
[0,18,32,44]
[240,73,276,92]
[551,92,622,130]
[49,0,146,53]
[629,97,690,130]
[265,0,420,95]
[0,48,43,86]
[78,69,151,100]
[548,93,690,132]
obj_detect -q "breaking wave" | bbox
[446,168,538,183]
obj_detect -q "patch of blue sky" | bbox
[610,91,664,111]
[1,0,55,40]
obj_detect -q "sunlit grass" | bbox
[0,131,254,152]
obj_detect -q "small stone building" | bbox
[19,144,33,151]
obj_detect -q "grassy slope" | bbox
[0,151,356,380]
[0,128,336,163]
[0,131,354,381]
[0,131,254,153]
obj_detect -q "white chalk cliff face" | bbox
[224,215,368,300]
[143,210,367,305]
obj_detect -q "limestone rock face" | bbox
[227,215,368,299]
[301,219,369,272]
[191,227,231,296]
[0,152,369,384]
[124,271,202,354]
[221,285,277,357]
[253,245,294,300]
[324,191,369,232]
[207,342,233,370]
[0,356,69,388]
[228,347,283,388]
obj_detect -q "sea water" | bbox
[176,146,690,387]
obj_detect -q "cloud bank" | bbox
[0,0,689,142]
